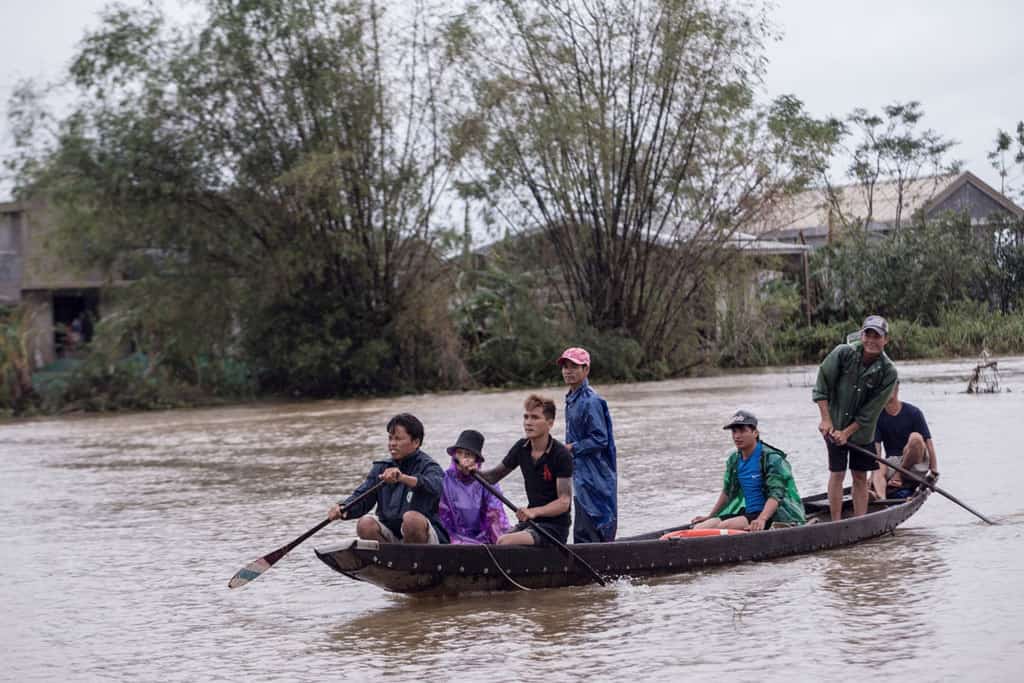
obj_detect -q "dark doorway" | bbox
[53,289,100,357]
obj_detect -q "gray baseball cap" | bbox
[861,315,889,336]
[723,409,758,430]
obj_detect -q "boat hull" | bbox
[314,489,929,595]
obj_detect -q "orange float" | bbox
[659,528,748,540]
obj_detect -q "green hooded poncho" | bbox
[718,442,806,525]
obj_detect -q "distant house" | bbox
[0,200,125,367]
[747,171,1024,249]
[472,223,812,333]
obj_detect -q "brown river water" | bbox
[2,357,1023,681]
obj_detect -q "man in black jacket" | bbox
[328,413,449,544]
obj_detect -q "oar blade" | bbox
[228,557,272,589]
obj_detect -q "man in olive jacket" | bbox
[813,315,898,521]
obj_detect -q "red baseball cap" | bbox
[557,347,591,366]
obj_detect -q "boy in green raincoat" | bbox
[691,410,805,531]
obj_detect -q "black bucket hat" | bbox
[447,429,485,461]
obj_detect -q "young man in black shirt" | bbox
[478,394,573,545]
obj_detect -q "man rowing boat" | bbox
[327,413,449,544]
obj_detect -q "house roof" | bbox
[725,231,810,254]
[475,225,809,257]
[746,171,1023,238]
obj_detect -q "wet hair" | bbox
[524,394,556,421]
[386,413,424,445]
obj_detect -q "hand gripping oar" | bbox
[228,480,387,588]
[845,441,996,525]
[472,471,608,586]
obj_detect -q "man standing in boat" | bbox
[691,410,805,530]
[871,381,939,500]
[478,395,574,546]
[558,347,617,543]
[327,413,449,544]
[813,315,898,521]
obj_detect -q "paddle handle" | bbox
[266,475,386,564]
[472,471,607,586]
[229,479,389,588]
[844,441,996,525]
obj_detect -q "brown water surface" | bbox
[2,357,1023,681]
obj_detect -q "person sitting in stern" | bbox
[690,410,806,531]
[438,429,510,544]
[871,381,939,500]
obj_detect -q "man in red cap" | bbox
[558,346,617,543]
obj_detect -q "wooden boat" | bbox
[314,487,929,595]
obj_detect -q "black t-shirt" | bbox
[874,401,932,458]
[502,436,573,528]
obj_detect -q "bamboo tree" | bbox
[10,0,463,395]
[448,0,823,368]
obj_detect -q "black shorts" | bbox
[513,520,570,547]
[826,439,879,472]
[721,509,773,529]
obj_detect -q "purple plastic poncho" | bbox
[438,460,510,544]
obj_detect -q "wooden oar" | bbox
[844,441,996,525]
[228,480,387,588]
[472,471,608,586]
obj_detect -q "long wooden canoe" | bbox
[314,487,929,595]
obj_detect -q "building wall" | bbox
[928,183,1014,223]
[0,206,23,303]
[20,290,55,367]
[1,201,117,368]
[20,203,108,289]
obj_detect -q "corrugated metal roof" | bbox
[747,174,959,236]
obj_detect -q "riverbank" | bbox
[7,308,1024,418]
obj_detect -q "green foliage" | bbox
[243,288,395,396]
[811,213,999,324]
[452,264,566,386]
[987,121,1024,200]
[746,305,1024,368]
[717,276,805,367]
[11,0,463,402]
[451,261,644,386]
[29,290,256,414]
[0,305,36,414]
[449,0,826,366]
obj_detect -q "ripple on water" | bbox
[2,359,1024,679]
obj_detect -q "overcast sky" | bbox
[2,0,1022,201]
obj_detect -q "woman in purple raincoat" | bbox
[439,430,510,544]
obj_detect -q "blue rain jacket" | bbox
[565,380,618,540]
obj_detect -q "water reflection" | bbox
[814,530,946,660]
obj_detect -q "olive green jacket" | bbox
[718,442,806,525]
[812,340,898,446]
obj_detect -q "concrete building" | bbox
[0,200,120,367]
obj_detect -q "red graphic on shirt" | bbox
[543,465,553,481]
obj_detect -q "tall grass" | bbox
[752,304,1024,366]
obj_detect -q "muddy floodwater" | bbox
[2,357,1023,681]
